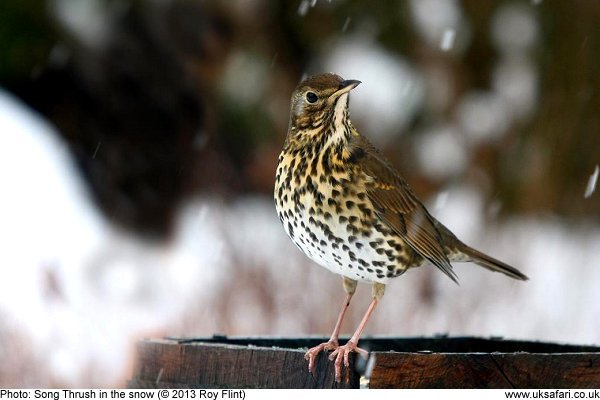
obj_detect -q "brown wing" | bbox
[350,135,459,283]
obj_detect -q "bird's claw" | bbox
[304,340,339,374]
[328,341,368,382]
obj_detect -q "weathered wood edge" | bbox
[368,351,600,389]
[129,337,600,389]
[168,335,600,353]
[128,338,359,389]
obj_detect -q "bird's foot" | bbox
[328,340,368,382]
[305,339,339,374]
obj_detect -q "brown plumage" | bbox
[274,73,528,382]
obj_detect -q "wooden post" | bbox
[128,336,600,389]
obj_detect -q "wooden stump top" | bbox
[128,336,600,389]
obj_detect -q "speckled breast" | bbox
[274,149,418,284]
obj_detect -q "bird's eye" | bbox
[306,92,318,103]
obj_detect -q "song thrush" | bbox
[274,73,528,382]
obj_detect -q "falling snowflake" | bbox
[342,17,352,32]
[297,0,318,16]
[440,28,456,51]
[584,165,599,199]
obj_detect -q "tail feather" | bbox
[461,246,528,281]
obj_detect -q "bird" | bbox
[273,73,528,382]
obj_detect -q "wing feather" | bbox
[350,135,459,283]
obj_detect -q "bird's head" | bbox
[288,73,361,133]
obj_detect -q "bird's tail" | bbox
[461,246,528,281]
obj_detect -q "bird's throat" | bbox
[332,93,349,130]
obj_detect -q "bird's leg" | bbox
[305,277,357,374]
[304,293,352,373]
[329,282,385,382]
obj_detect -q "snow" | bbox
[456,91,511,143]
[49,0,110,49]
[491,3,539,54]
[409,0,466,53]
[585,165,599,199]
[221,51,269,106]
[341,17,352,33]
[297,0,318,17]
[415,124,468,180]
[410,2,539,148]
[92,142,101,159]
[321,37,425,145]
[492,56,538,120]
[440,28,456,51]
[0,91,225,386]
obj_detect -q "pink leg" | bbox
[304,292,353,373]
[329,296,380,382]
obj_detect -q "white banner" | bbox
[1,389,599,400]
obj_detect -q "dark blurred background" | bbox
[2,0,598,238]
[0,0,598,388]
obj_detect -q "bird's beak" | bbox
[330,79,361,99]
